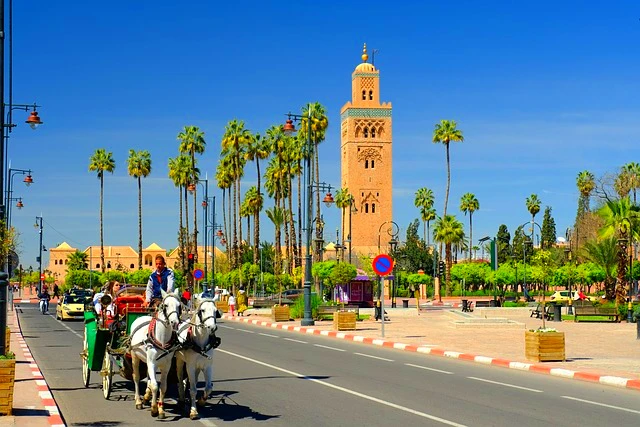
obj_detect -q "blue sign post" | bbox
[372,254,394,338]
[193,268,204,281]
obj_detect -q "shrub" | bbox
[289,293,324,319]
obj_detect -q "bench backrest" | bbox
[575,306,617,315]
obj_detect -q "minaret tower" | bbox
[340,44,393,257]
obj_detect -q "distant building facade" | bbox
[48,242,224,282]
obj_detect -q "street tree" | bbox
[127,149,152,270]
[432,120,464,216]
[88,148,115,273]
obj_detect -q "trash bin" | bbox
[553,303,562,322]
[402,299,409,308]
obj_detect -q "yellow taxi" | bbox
[56,293,87,320]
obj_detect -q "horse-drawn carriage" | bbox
[80,286,221,420]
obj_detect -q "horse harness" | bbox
[178,300,221,359]
[129,294,182,360]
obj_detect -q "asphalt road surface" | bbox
[16,302,640,426]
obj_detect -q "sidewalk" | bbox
[228,298,640,392]
[1,295,64,426]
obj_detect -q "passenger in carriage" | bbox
[95,281,121,319]
[143,254,175,307]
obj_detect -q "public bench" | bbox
[530,303,553,320]
[252,298,277,308]
[474,300,493,308]
[316,305,360,321]
[574,306,619,322]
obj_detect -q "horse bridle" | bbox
[194,299,217,330]
[157,293,182,329]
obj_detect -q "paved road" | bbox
[16,302,640,426]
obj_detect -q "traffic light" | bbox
[187,253,195,270]
[438,261,445,277]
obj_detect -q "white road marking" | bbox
[354,352,394,362]
[314,344,346,352]
[405,363,454,375]
[218,349,466,426]
[55,319,83,339]
[237,329,255,334]
[199,419,218,426]
[467,377,543,393]
[258,333,279,338]
[219,325,235,330]
[561,396,640,414]
[283,338,308,344]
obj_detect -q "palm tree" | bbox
[178,125,206,255]
[582,237,618,300]
[222,120,251,270]
[266,206,285,299]
[245,186,263,263]
[88,148,115,273]
[414,187,435,244]
[334,188,351,249]
[460,193,480,261]
[300,103,329,241]
[67,250,88,271]
[623,162,640,204]
[576,170,596,205]
[432,120,464,216]
[432,214,465,299]
[597,197,640,305]
[245,132,270,263]
[526,194,541,226]
[127,149,151,270]
[614,170,632,200]
[419,207,437,247]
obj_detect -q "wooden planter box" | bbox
[272,305,291,322]
[525,330,565,362]
[333,311,357,331]
[0,358,16,415]
[217,301,229,313]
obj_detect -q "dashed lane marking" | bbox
[467,377,543,393]
[405,363,454,375]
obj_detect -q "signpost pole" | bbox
[379,275,385,338]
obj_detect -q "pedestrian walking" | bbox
[53,283,60,301]
[229,293,236,316]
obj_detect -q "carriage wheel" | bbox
[82,332,90,387]
[102,350,113,399]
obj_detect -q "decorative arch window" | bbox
[107,262,112,269]
[365,203,369,213]
[369,90,373,100]
[130,263,135,269]
[54,260,58,265]
[65,260,68,265]
[362,90,366,100]
[145,254,152,266]
[365,160,369,169]
[371,160,375,168]
[371,128,376,138]
[363,127,369,138]
[96,263,101,269]
[372,203,376,213]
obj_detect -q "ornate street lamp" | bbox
[283,108,334,326]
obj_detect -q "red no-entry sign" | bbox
[40,273,45,281]
[372,254,394,276]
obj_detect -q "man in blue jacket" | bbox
[144,254,175,307]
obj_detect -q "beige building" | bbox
[341,44,393,257]
[48,242,224,282]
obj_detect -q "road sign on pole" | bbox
[193,268,204,281]
[372,254,394,276]
[40,273,45,281]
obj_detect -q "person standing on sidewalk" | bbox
[228,293,236,316]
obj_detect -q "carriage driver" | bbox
[143,254,175,307]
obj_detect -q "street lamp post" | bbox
[283,109,334,326]
[519,220,542,302]
[377,220,399,303]
[347,198,357,264]
[389,236,398,308]
[565,227,574,315]
[35,216,43,294]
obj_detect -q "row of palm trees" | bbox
[89,148,151,273]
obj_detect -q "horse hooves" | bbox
[158,412,166,420]
[190,412,199,420]
[136,403,143,410]
[151,409,159,417]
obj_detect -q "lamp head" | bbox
[26,110,43,129]
[323,192,335,207]
[24,174,34,186]
[16,199,23,209]
[283,117,296,136]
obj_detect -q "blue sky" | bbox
[8,1,640,270]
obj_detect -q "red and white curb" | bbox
[12,309,66,426]
[222,314,640,392]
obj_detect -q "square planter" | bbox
[272,305,291,322]
[525,330,565,362]
[333,311,357,331]
[0,358,16,416]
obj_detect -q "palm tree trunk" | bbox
[138,176,143,270]
[468,213,473,261]
[427,220,431,246]
[445,243,452,296]
[254,160,261,265]
[444,142,450,217]
[288,179,297,269]
[179,186,184,271]
[100,174,105,273]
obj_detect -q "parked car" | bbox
[549,290,596,303]
[56,294,86,320]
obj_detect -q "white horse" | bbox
[176,297,220,420]
[129,289,182,419]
